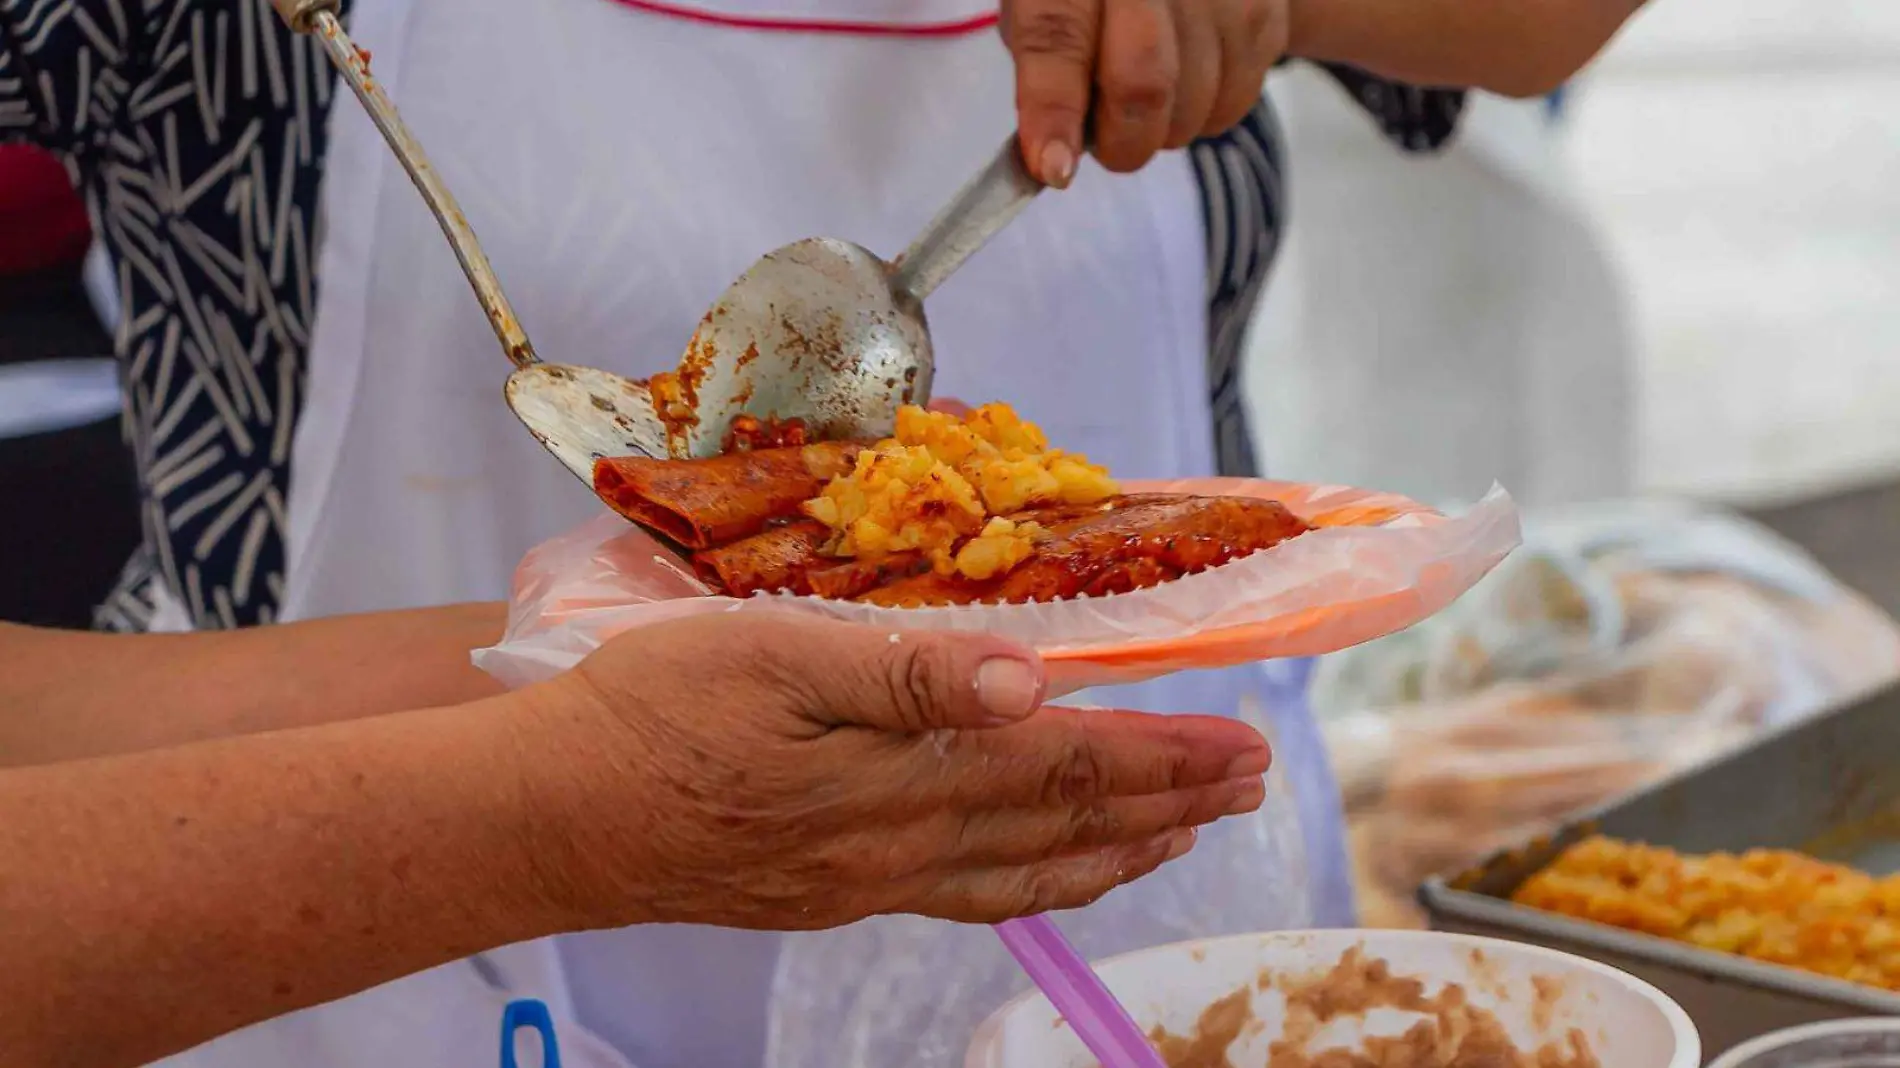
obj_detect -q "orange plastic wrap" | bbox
[472,479,1521,695]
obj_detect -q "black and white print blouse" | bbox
[0,0,1463,631]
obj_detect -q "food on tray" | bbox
[1513,834,1900,991]
[1133,946,1600,1068]
[592,403,1312,605]
[1326,528,1900,930]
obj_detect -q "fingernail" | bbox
[1224,747,1271,779]
[1038,141,1077,190]
[1224,778,1267,816]
[1164,829,1197,862]
[977,656,1043,723]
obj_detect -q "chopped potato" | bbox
[953,518,1044,581]
[802,403,1118,580]
[1514,835,1900,991]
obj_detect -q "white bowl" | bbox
[1706,1017,1900,1068]
[965,929,1699,1068]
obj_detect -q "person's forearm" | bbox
[1287,0,1647,98]
[0,603,507,766]
[0,691,582,1068]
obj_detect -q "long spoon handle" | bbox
[271,0,538,369]
[889,135,1046,304]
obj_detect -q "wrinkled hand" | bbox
[1001,0,1289,185]
[527,613,1269,929]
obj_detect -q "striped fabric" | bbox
[1,0,1463,630]
[1,0,335,630]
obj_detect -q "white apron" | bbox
[153,2,1345,1065]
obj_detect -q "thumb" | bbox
[785,621,1048,733]
[1004,0,1099,190]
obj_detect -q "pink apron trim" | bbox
[599,0,999,37]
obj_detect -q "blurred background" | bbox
[1237,0,1900,927]
[4,0,1899,925]
[1250,0,1900,563]
[0,141,137,629]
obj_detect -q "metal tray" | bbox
[1420,680,1900,1062]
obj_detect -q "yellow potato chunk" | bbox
[1514,834,1900,992]
[802,403,1118,581]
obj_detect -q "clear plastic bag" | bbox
[471,479,1521,696]
[763,686,1317,1068]
[1316,499,1900,926]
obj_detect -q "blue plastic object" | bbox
[501,999,562,1068]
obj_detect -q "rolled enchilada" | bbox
[590,404,1314,605]
[593,440,865,550]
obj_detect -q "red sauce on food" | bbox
[724,414,810,452]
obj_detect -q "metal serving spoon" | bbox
[273,0,1050,478]
[648,138,1048,458]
